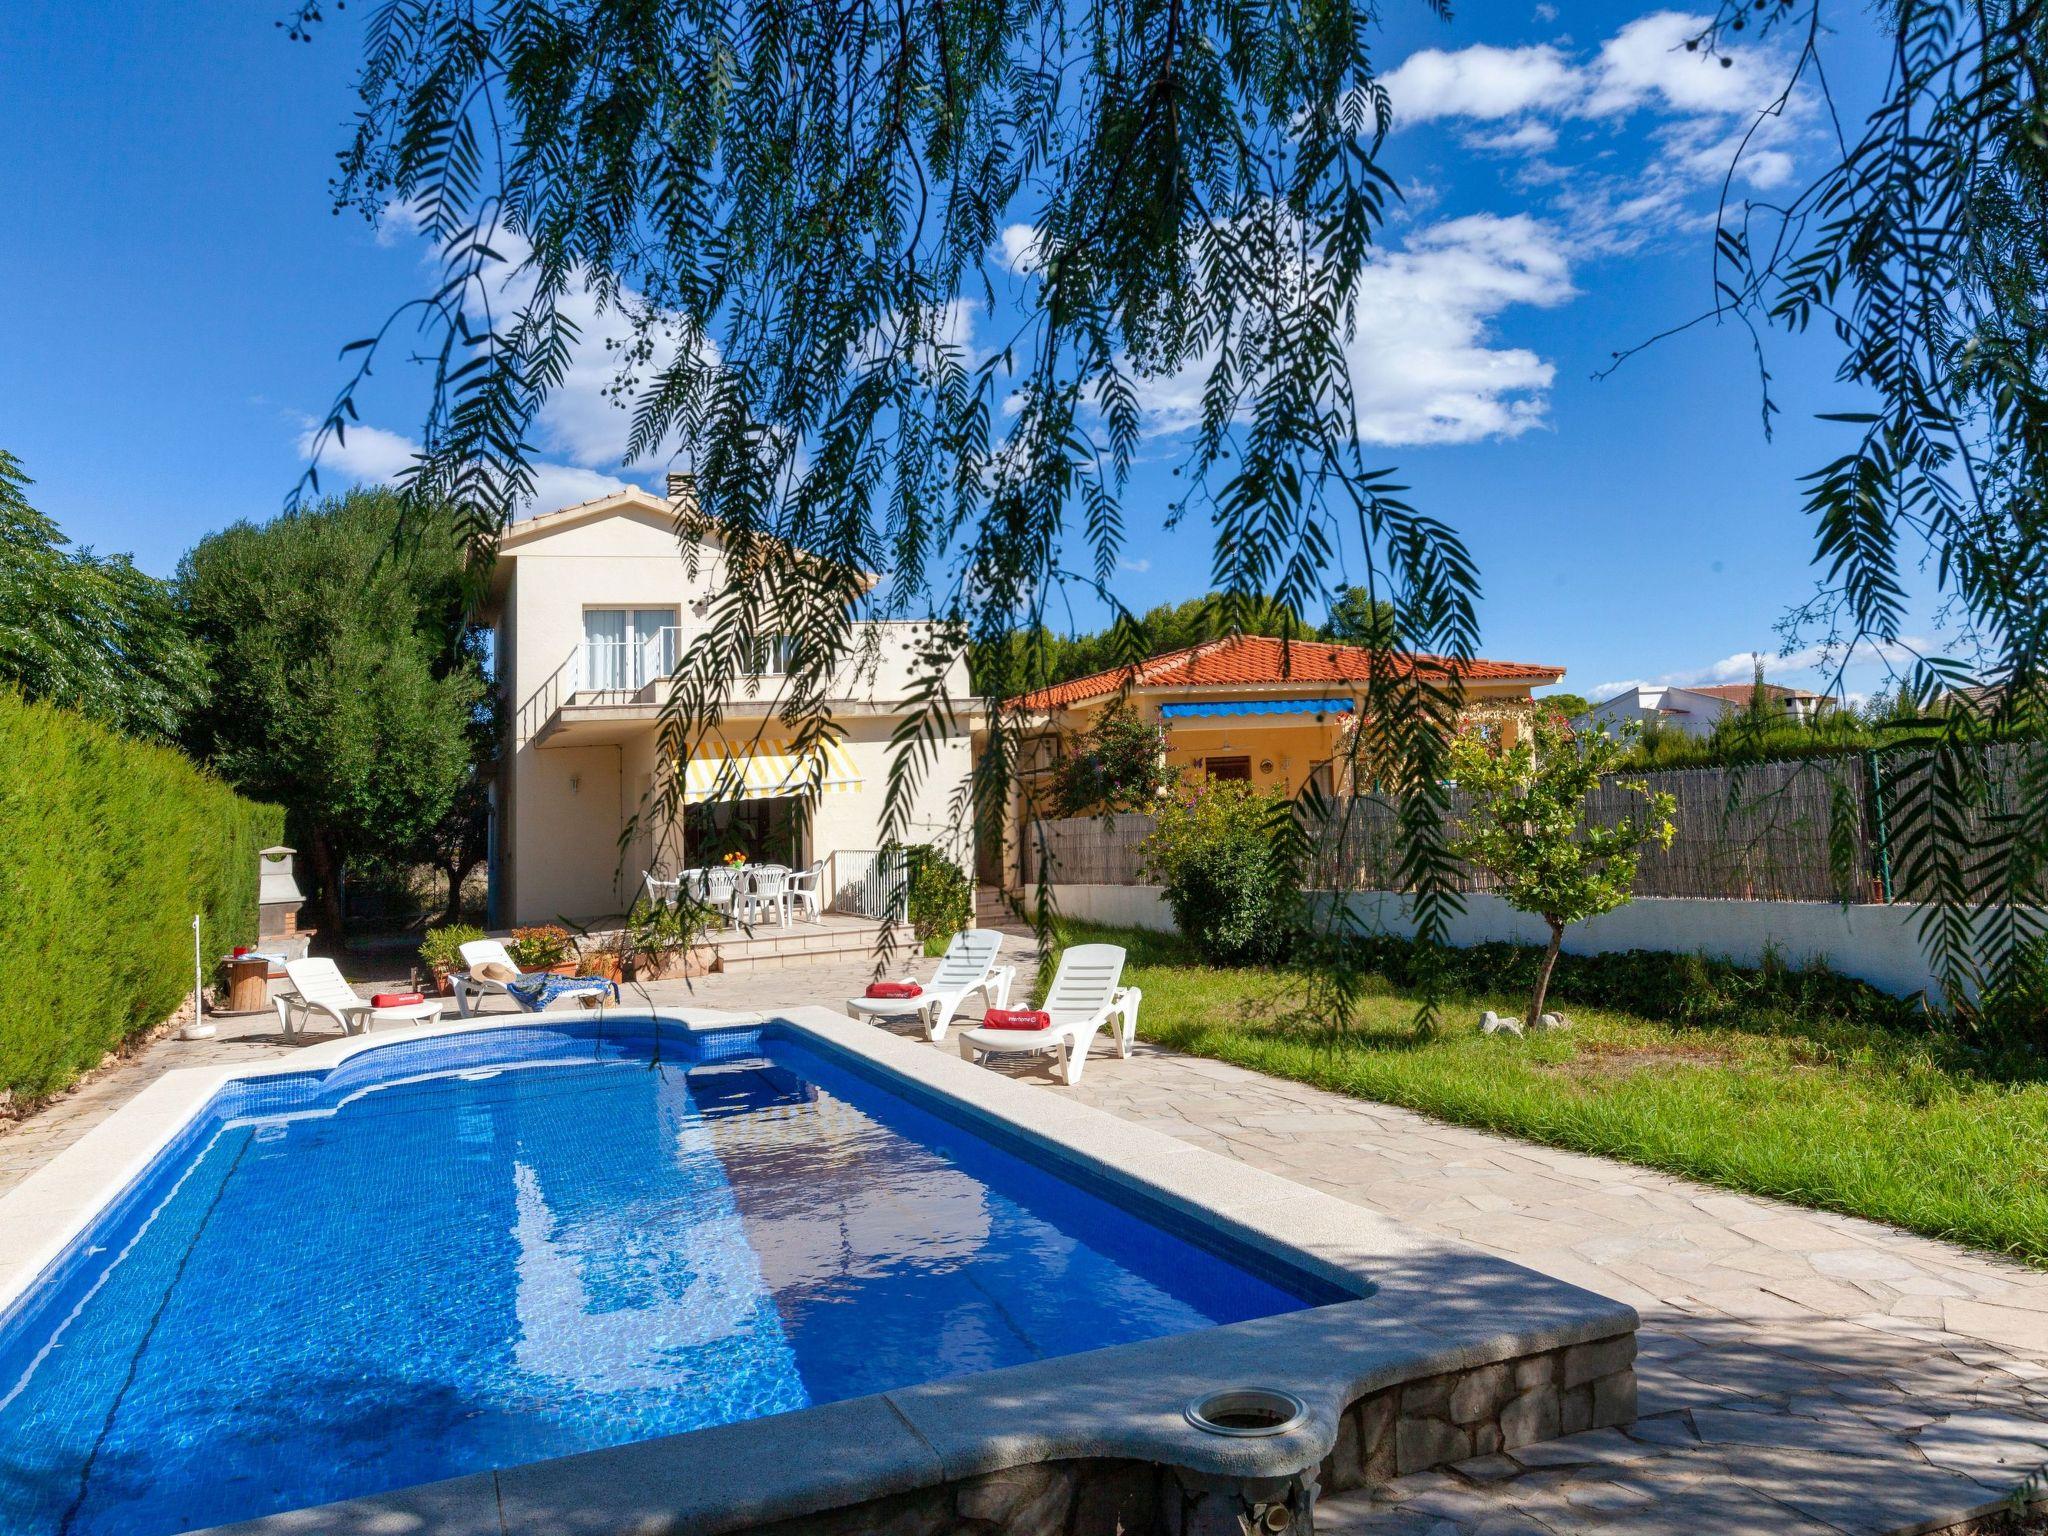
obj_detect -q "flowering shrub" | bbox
[1051,706,1173,816]
[1138,780,1298,965]
[509,924,574,969]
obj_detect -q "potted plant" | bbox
[419,923,486,995]
[510,924,577,975]
[577,929,628,984]
[628,897,720,981]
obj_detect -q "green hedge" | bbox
[0,690,282,1104]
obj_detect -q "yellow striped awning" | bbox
[677,737,863,804]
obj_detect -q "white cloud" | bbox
[1589,678,1657,700]
[1591,638,1930,700]
[1583,11,1776,118]
[909,296,982,368]
[1384,12,1788,130]
[1347,214,1574,445]
[998,223,1043,276]
[1463,121,1559,155]
[1381,43,1581,126]
[373,199,428,248]
[474,232,681,469]
[294,415,634,515]
[296,420,418,483]
[367,220,697,474]
[1126,213,1573,447]
[1377,11,1813,252]
[524,462,635,510]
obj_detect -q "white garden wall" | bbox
[1047,884,1958,1003]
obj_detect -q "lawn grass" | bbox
[1051,920,2048,1265]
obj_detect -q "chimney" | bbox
[666,471,696,502]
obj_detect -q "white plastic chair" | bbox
[641,871,681,908]
[844,929,1014,1043]
[783,860,825,925]
[693,867,741,924]
[738,866,788,927]
[955,943,1138,1086]
[276,957,441,1037]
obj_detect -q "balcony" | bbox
[571,628,794,702]
[521,629,800,748]
[519,623,978,750]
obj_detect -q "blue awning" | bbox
[1159,697,1354,719]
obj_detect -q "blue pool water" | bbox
[0,1022,1336,1536]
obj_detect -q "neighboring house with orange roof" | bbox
[995,634,1565,881]
[1588,681,1826,739]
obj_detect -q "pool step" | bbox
[710,921,919,973]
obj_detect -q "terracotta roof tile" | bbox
[1009,634,1564,712]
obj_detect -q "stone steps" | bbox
[709,921,918,973]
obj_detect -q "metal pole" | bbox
[1864,749,1895,903]
[181,912,217,1040]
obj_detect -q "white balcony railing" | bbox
[571,628,793,698]
[576,627,680,695]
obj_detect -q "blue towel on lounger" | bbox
[505,973,621,1012]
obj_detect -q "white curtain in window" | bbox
[583,609,628,690]
[633,609,675,686]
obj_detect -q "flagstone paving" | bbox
[5,947,2044,1534]
[1041,1045,2048,1535]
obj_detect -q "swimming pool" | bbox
[0,1020,1341,1536]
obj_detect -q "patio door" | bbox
[583,607,678,690]
[683,795,802,867]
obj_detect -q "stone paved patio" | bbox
[1051,1044,2048,1535]
[5,947,2045,1534]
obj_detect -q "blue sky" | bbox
[0,1,1924,703]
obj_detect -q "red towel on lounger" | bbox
[981,1008,1052,1031]
[865,981,923,999]
[370,992,426,1008]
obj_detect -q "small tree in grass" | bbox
[1448,721,1676,1027]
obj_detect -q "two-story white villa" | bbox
[481,485,974,926]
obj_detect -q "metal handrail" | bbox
[828,848,911,920]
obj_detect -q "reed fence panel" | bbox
[1022,745,2045,904]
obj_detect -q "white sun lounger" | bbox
[451,937,621,1015]
[451,938,535,1017]
[452,938,523,1017]
[843,928,1014,1043]
[955,943,1139,1086]
[276,957,442,1037]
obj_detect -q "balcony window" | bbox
[583,608,678,692]
[742,636,795,677]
